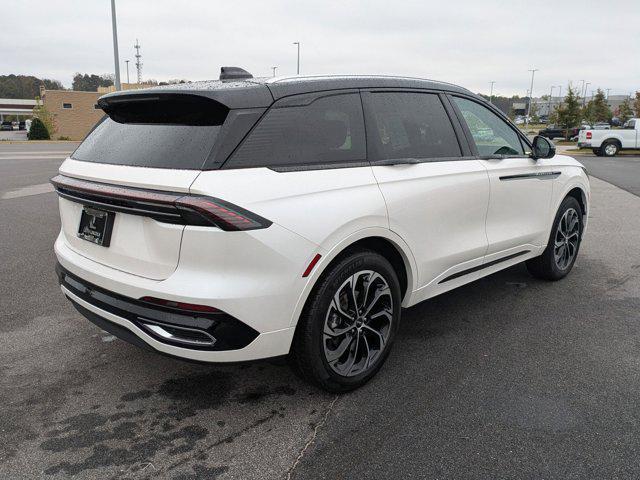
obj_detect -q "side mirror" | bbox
[531,135,556,160]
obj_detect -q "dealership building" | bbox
[40,83,154,140]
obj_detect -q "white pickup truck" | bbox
[578,118,639,156]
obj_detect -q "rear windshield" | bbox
[72,93,226,170]
[72,118,221,170]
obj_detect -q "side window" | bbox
[227,93,365,169]
[453,96,525,156]
[368,92,461,160]
[625,120,635,130]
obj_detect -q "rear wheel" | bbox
[602,140,619,157]
[526,196,583,281]
[290,250,401,392]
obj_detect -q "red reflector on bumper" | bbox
[140,296,220,313]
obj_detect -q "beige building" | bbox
[41,89,103,140]
[40,83,156,141]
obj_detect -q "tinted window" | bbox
[453,96,525,156]
[227,93,365,169]
[368,92,461,160]
[72,118,221,169]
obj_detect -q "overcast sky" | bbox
[2,0,639,97]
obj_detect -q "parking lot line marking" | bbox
[0,151,74,155]
[1,183,54,200]
[0,155,70,161]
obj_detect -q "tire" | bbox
[602,140,619,157]
[592,148,602,156]
[526,196,583,281]
[290,249,401,392]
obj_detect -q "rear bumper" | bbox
[54,223,318,361]
[577,142,592,148]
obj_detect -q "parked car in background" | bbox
[539,124,581,140]
[18,121,26,130]
[1,121,13,131]
[593,123,610,130]
[611,117,625,127]
[539,115,549,124]
[578,118,640,156]
[52,71,590,391]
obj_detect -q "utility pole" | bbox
[606,88,611,99]
[293,42,300,75]
[272,66,278,77]
[557,85,562,100]
[579,79,585,102]
[125,60,130,84]
[489,81,495,103]
[110,0,121,91]
[548,85,555,120]
[134,39,143,84]
[526,68,538,125]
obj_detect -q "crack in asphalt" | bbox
[285,395,339,480]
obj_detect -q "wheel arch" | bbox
[548,181,589,241]
[288,228,418,328]
[602,137,622,148]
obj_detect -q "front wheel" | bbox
[290,250,401,392]
[526,196,583,281]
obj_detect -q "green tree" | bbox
[633,92,640,117]
[0,74,63,98]
[72,73,114,91]
[32,96,56,136]
[555,85,582,138]
[618,98,633,124]
[27,117,50,140]
[587,89,611,123]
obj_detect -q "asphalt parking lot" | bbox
[1,143,640,479]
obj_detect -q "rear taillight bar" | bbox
[51,174,272,231]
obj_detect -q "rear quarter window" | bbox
[225,93,366,169]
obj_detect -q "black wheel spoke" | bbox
[323,269,394,378]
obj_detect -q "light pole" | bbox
[526,68,538,125]
[606,88,611,99]
[272,66,278,77]
[548,85,555,120]
[489,81,495,103]
[293,42,300,75]
[579,79,585,101]
[110,0,121,90]
[125,60,130,84]
[557,85,562,100]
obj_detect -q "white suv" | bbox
[53,70,590,392]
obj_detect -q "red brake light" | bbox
[175,196,271,231]
[140,296,220,313]
[586,131,592,139]
[50,175,272,231]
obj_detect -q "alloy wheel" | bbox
[323,270,393,377]
[604,143,618,156]
[554,208,580,270]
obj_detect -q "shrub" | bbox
[27,117,50,140]
[57,136,71,141]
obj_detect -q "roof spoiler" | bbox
[219,67,253,81]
